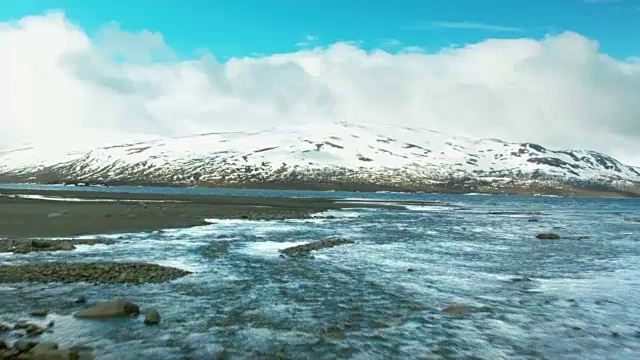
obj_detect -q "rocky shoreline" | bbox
[0,239,114,254]
[0,262,192,284]
[0,188,415,238]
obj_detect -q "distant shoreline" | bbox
[0,187,425,238]
[1,179,638,199]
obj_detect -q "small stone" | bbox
[0,339,7,349]
[31,309,48,317]
[407,268,415,272]
[75,295,87,304]
[14,340,38,351]
[14,320,29,329]
[47,321,55,328]
[528,218,539,222]
[25,324,41,332]
[4,350,22,359]
[144,309,161,325]
[28,329,46,337]
[441,303,471,316]
[536,233,560,239]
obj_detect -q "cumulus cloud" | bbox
[2,11,640,165]
[295,34,319,47]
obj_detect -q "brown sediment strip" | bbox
[0,188,435,238]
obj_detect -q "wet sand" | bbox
[0,188,401,238]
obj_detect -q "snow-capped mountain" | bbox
[1,122,639,196]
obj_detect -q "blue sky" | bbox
[2,0,640,59]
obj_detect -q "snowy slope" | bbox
[1,122,639,194]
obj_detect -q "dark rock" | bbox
[0,323,10,331]
[626,217,640,222]
[407,268,415,272]
[25,323,45,336]
[441,303,471,316]
[74,299,140,319]
[75,295,87,304]
[528,218,539,222]
[0,339,7,350]
[280,238,354,258]
[3,350,21,359]
[31,309,48,317]
[14,320,29,329]
[14,340,38,351]
[536,233,560,239]
[144,309,161,325]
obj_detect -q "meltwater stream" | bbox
[1,188,640,359]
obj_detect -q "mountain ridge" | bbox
[1,122,639,197]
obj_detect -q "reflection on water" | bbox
[1,187,640,359]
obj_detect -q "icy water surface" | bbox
[1,187,640,359]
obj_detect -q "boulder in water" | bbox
[31,309,48,317]
[74,299,140,319]
[144,309,161,325]
[536,233,560,239]
[280,238,354,258]
[441,303,471,316]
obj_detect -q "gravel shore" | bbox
[0,188,400,238]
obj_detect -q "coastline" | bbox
[2,178,638,199]
[0,187,412,238]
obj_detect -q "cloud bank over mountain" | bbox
[2,11,640,164]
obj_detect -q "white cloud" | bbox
[295,34,319,47]
[2,11,640,165]
[381,39,402,48]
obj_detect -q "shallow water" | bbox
[1,186,640,359]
